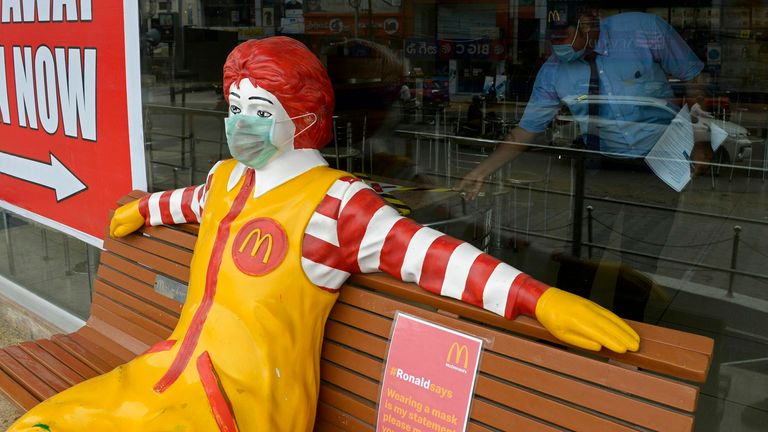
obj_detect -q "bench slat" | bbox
[93,278,179,330]
[77,325,143,361]
[84,305,163,364]
[2,346,71,393]
[96,263,182,322]
[18,342,87,386]
[51,335,114,374]
[469,399,562,432]
[325,320,388,361]
[92,290,172,341]
[0,367,39,411]
[0,350,57,402]
[322,341,382,381]
[140,224,198,251]
[113,232,194,268]
[102,237,190,283]
[321,361,378,402]
[99,250,157,286]
[314,416,352,432]
[99,253,185,314]
[316,400,374,432]
[319,385,377,426]
[480,352,692,432]
[67,333,127,368]
[34,339,100,380]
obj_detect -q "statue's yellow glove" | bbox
[109,200,145,238]
[535,287,640,353]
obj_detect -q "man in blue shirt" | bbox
[458,7,706,320]
[459,9,705,196]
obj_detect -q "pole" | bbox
[586,205,594,259]
[2,210,15,275]
[571,150,585,259]
[727,225,741,297]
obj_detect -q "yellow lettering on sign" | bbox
[446,343,469,369]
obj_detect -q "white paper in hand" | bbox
[709,122,729,151]
[644,105,694,192]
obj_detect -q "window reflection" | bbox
[134,1,768,429]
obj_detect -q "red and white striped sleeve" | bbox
[301,177,549,319]
[137,161,222,226]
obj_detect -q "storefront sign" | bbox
[405,38,439,58]
[0,1,145,246]
[377,313,483,432]
[405,38,505,60]
[304,14,401,36]
[306,0,400,14]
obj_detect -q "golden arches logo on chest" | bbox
[232,217,288,276]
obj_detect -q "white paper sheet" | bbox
[709,121,729,151]
[644,105,694,192]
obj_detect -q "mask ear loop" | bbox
[569,18,581,47]
[276,113,318,148]
[291,112,318,140]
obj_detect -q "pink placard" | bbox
[377,313,484,432]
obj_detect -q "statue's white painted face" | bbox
[227,78,297,157]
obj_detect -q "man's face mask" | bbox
[225,112,317,169]
[552,19,587,63]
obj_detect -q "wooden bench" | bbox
[0,191,714,431]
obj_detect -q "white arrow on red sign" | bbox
[0,151,86,201]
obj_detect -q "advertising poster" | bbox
[0,1,145,247]
[377,313,483,432]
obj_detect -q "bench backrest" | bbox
[91,191,714,431]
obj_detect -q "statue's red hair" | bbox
[223,37,334,150]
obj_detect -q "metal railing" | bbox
[143,104,228,190]
[396,128,768,297]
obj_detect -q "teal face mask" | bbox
[225,114,278,169]
[224,113,316,169]
[551,19,587,63]
[552,43,586,63]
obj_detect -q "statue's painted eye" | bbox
[257,110,273,118]
[230,105,241,114]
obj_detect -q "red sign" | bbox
[0,1,145,246]
[232,218,288,276]
[377,313,483,432]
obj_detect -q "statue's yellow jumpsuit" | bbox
[10,161,345,431]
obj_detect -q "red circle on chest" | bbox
[231,218,288,276]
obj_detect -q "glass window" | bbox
[130,1,768,429]
[0,210,97,320]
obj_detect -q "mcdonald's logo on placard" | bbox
[446,342,469,370]
[547,10,561,23]
[232,218,287,276]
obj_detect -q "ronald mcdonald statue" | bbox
[10,37,638,432]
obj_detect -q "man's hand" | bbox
[691,142,714,176]
[109,200,145,238]
[456,170,486,201]
[535,287,640,353]
[455,127,536,200]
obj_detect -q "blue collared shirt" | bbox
[519,12,704,157]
